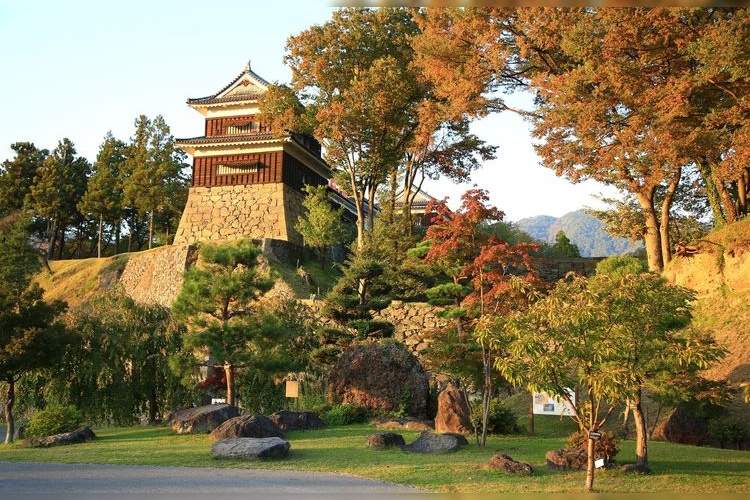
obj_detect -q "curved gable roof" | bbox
[187,61,270,106]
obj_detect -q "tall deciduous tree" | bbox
[266,7,495,250]
[280,8,421,251]
[0,214,69,443]
[78,132,126,258]
[415,7,750,269]
[171,240,278,407]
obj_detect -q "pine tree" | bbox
[25,139,90,259]
[0,142,48,216]
[78,132,126,258]
[171,240,279,407]
[0,214,70,443]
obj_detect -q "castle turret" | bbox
[174,62,330,246]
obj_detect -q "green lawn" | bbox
[1,423,748,493]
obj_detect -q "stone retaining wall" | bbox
[173,184,305,246]
[119,244,196,307]
[301,299,447,358]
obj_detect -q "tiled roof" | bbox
[175,133,278,145]
[187,65,270,105]
[186,93,264,105]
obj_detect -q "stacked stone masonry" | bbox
[302,299,448,359]
[119,244,196,308]
[173,184,305,246]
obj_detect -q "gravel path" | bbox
[0,461,421,495]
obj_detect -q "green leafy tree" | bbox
[0,142,48,216]
[592,257,725,469]
[496,263,725,491]
[172,240,281,407]
[41,291,196,425]
[78,132,126,258]
[0,214,69,443]
[295,184,351,263]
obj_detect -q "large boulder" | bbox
[434,383,473,435]
[370,417,434,431]
[268,410,327,432]
[489,454,534,475]
[211,437,290,460]
[23,427,96,448]
[367,432,406,449]
[328,342,429,418]
[545,449,588,471]
[652,403,709,446]
[170,404,240,434]
[400,430,464,454]
[209,414,285,440]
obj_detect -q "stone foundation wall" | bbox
[119,244,196,307]
[173,183,305,246]
[374,301,449,356]
[302,299,448,358]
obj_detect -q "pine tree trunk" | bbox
[148,385,159,424]
[57,224,66,260]
[224,362,236,407]
[4,379,15,444]
[97,213,103,258]
[632,394,649,468]
[115,220,121,256]
[47,219,57,260]
[148,211,154,250]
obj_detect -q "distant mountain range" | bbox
[515,209,642,257]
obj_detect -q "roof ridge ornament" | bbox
[244,59,251,72]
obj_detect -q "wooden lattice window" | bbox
[225,119,259,135]
[216,160,263,176]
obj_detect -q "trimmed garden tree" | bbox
[420,188,541,446]
[172,240,279,407]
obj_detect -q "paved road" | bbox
[0,462,421,495]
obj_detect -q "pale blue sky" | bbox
[0,0,618,221]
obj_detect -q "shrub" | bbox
[323,403,369,426]
[25,405,82,438]
[470,399,523,435]
[567,430,619,463]
[708,416,749,449]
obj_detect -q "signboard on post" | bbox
[285,380,299,398]
[532,389,575,416]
